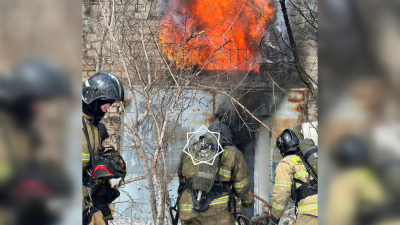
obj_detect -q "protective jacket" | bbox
[82,113,102,169]
[271,155,318,222]
[0,113,72,225]
[82,113,105,225]
[0,112,32,183]
[178,145,251,223]
[325,168,384,225]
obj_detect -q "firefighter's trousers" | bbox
[181,210,238,225]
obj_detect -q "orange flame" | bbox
[159,0,275,71]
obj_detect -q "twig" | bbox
[114,176,147,188]
[248,192,296,222]
[194,82,278,137]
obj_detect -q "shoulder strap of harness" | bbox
[221,149,241,224]
[170,178,191,225]
[178,153,185,182]
[170,153,192,225]
[297,153,318,182]
[0,124,17,168]
[216,152,222,184]
[291,176,317,206]
[303,148,318,160]
[82,117,96,177]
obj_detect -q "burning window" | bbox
[159,0,275,71]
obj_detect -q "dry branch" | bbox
[279,0,318,102]
[248,192,296,222]
[193,81,279,137]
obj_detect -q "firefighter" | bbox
[325,136,385,225]
[173,118,253,225]
[269,129,318,225]
[82,71,124,225]
[0,60,71,225]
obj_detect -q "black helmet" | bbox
[331,136,369,168]
[0,59,70,103]
[276,129,300,156]
[98,123,109,144]
[82,71,124,125]
[82,71,124,104]
[208,118,233,147]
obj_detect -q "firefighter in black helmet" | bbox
[269,129,318,225]
[82,71,124,225]
[276,129,301,156]
[82,71,124,126]
[325,137,385,225]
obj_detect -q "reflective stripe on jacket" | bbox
[82,113,101,169]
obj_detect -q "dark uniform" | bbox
[82,112,105,225]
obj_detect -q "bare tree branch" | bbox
[279,0,318,102]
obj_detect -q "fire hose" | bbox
[248,192,296,222]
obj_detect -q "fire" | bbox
[159,0,275,71]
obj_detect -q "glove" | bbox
[263,205,269,214]
[102,148,127,179]
[82,207,101,225]
[299,138,317,152]
[96,204,113,221]
[242,193,255,208]
[268,215,280,225]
